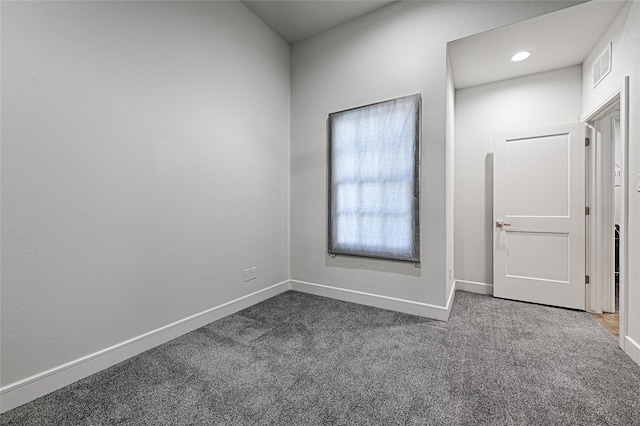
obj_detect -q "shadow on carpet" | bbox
[2,291,639,425]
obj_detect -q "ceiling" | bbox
[242,0,626,89]
[448,1,626,89]
[242,0,397,44]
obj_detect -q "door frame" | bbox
[586,109,617,314]
[582,76,629,348]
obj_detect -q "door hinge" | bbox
[586,275,590,284]
[585,137,590,147]
[585,206,590,215]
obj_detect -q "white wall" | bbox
[581,1,640,362]
[1,1,290,387]
[290,1,584,312]
[455,66,583,286]
[445,51,456,298]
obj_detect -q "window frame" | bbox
[327,93,421,264]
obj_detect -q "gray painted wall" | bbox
[1,1,291,386]
[290,1,581,308]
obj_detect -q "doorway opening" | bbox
[585,80,629,347]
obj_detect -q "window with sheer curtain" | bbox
[328,94,421,263]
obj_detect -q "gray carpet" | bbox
[2,291,639,425]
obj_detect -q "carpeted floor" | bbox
[2,290,639,425]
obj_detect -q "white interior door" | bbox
[493,123,586,310]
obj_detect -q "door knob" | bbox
[496,220,512,228]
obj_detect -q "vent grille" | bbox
[593,43,612,88]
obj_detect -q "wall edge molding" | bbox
[290,279,452,321]
[0,280,291,413]
[454,279,494,295]
[624,335,640,367]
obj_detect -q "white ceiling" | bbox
[448,1,626,89]
[242,0,397,44]
[243,0,626,89]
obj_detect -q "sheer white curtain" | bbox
[328,94,420,262]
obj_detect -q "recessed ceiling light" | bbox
[510,51,532,62]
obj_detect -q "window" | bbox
[328,94,421,263]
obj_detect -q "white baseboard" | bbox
[455,279,494,295]
[290,280,453,322]
[624,335,640,367]
[0,280,290,414]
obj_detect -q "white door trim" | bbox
[586,110,618,314]
[582,76,629,349]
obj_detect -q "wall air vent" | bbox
[593,42,612,88]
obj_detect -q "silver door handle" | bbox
[496,220,512,228]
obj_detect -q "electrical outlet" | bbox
[243,269,251,282]
[250,267,257,280]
